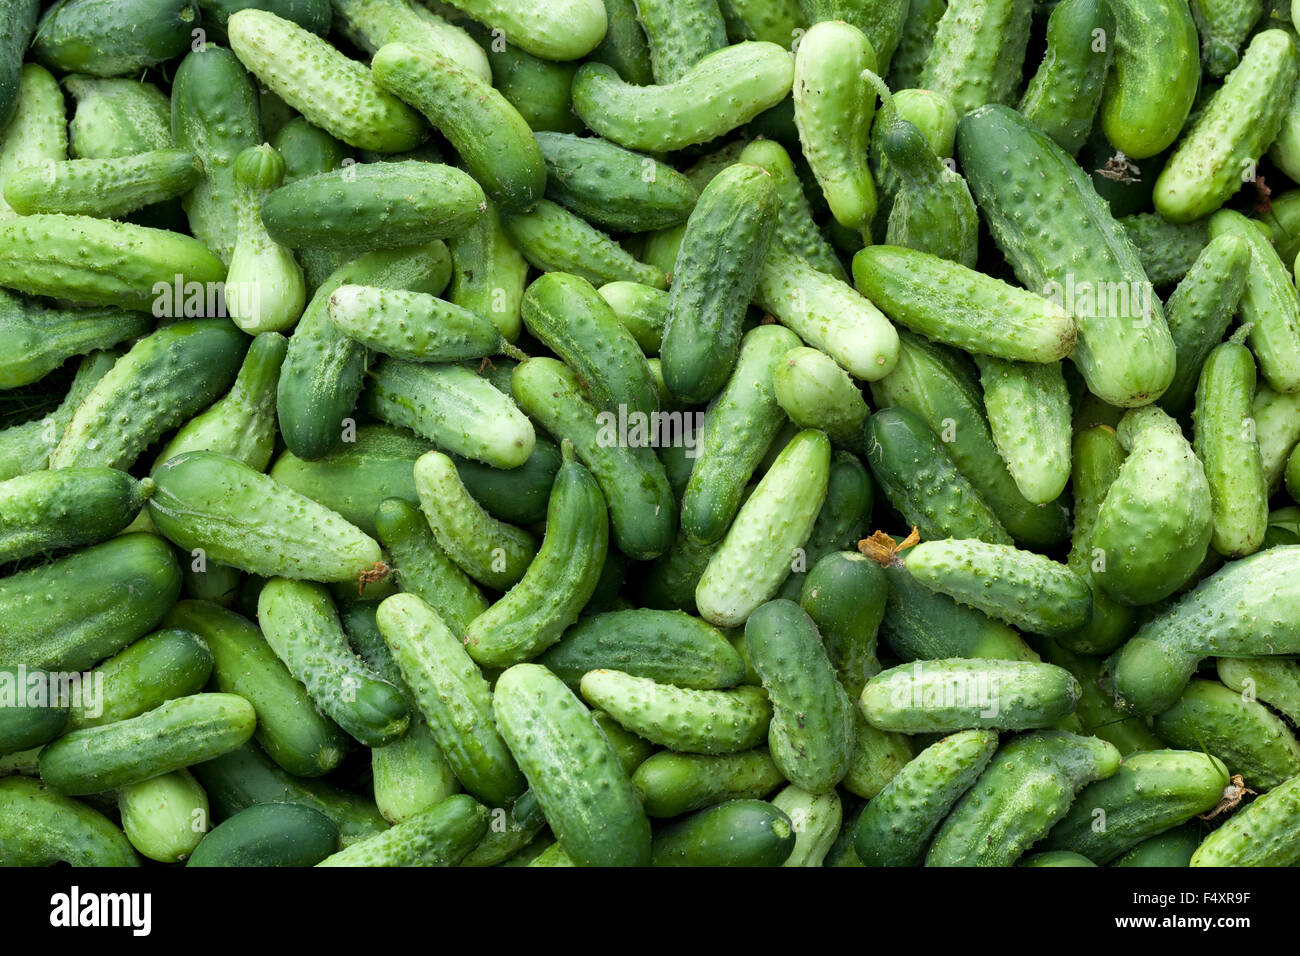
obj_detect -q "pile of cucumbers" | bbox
[3,0,1300,869]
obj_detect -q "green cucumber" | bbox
[695,429,830,627]
[0,467,149,563]
[919,0,1036,117]
[316,793,486,866]
[1046,641,1161,754]
[449,199,528,342]
[591,0,654,83]
[1219,656,1300,724]
[1272,69,1300,182]
[33,0,200,77]
[957,104,1177,407]
[1255,383,1300,491]
[736,138,846,279]
[0,777,138,867]
[437,0,608,61]
[480,39,582,135]
[778,451,874,601]
[1111,824,1201,867]
[797,550,885,695]
[1091,406,1213,605]
[118,770,209,863]
[165,600,349,777]
[797,0,907,72]
[1190,773,1300,866]
[1120,213,1212,288]
[650,798,794,866]
[1192,0,1267,74]
[854,728,999,867]
[328,285,504,363]
[0,533,181,672]
[1042,749,1231,863]
[500,199,667,289]
[224,146,305,333]
[64,76,172,161]
[975,357,1072,505]
[632,0,726,82]
[188,803,339,866]
[462,442,608,667]
[632,748,785,816]
[770,785,839,867]
[0,667,70,756]
[228,9,425,152]
[598,281,669,354]
[331,0,489,80]
[877,115,978,268]
[0,0,38,131]
[1020,851,1096,867]
[773,346,868,450]
[1018,0,1115,155]
[639,528,721,612]
[887,0,947,88]
[571,41,793,152]
[1100,0,1201,158]
[493,663,652,866]
[745,598,853,792]
[3,149,201,218]
[861,659,1081,733]
[869,86,960,210]
[0,64,67,219]
[39,693,256,796]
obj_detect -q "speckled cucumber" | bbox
[1218,656,1300,724]
[773,347,868,450]
[926,731,1121,867]
[0,777,139,867]
[218,148,301,332]
[651,799,794,866]
[0,63,66,220]
[448,200,528,343]
[632,748,785,817]
[869,86,959,211]
[632,0,726,83]
[695,429,830,627]
[117,769,209,863]
[63,75,172,161]
[1190,773,1300,866]
[187,803,339,867]
[32,0,199,77]
[854,729,999,867]
[736,139,845,279]
[500,200,667,289]
[3,149,200,218]
[919,0,1036,117]
[331,0,490,80]
[977,358,1071,505]
[778,452,874,602]
[1257,385,1300,493]
[572,41,793,152]
[1191,0,1267,74]
[316,794,487,867]
[437,0,608,60]
[0,467,150,563]
[958,104,1177,407]
[1121,213,1212,289]
[1018,0,1115,155]
[326,285,504,364]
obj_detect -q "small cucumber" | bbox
[975,356,1072,505]
[778,451,874,601]
[0,777,138,867]
[1218,656,1300,724]
[773,346,868,450]
[1112,824,1202,867]
[598,281,670,354]
[316,794,486,867]
[33,0,200,77]
[187,803,339,866]
[1018,0,1115,155]
[797,0,907,72]
[877,115,978,268]
[493,663,652,866]
[592,0,654,83]
[1121,212,1212,288]
[437,0,608,60]
[771,785,840,867]
[650,799,794,866]
[448,200,528,342]
[633,0,727,82]
[328,285,505,363]
[797,550,885,695]
[500,199,667,289]
[736,139,846,280]
[0,64,67,220]
[888,0,950,89]
[1190,773,1300,866]
[1045,642,1161,754]
[224,146,305,333]
[1256,383,1300,491]
[1192,0,1267,74]
[0,467,150,563]
[632,748,785,817]
[854,729,999,867]
[3,149,201,218]
[0,667,70,756]
[481,38,582,134]
[39,693,256,796]
[331,0,489,80]
[63,76,172,161]
[118,770,209,863]
[919,0,1036,117]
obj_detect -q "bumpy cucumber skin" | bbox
[1121,213,1212,289]
[501,199,667,289]
[1219,656,1300,724]
[3,149,201,218]
[888,0,947,88]
[778,452,874,602]
[920,0,1036,117]
[745,599,853,792]
[1152,679,1300,790]
[854,729,999,867]
[188,803,339,867]
[0,64,67,220]
[650,799,794,866]
[370,42,545,210]
[439,0,608,60]
[462,446,609,667]
[926,731,1121,867]
[149,451,384,583]
[696,429,830,627]
[511,357,675,560]
[449,199,527,342]
[0,533,181,672]
[682,324,800,544]
[39,694,256,796]
[1043,749,1230,863]
[1190,773,1300,866]
[0,777,139,867]
[737,139,846,279]
[118,769,209,863]
[865,407,1013,545]
[1100,0,1202,158]
[1258,384,1300,491]
[632,748,785,817]
[591,0,654,83]
[0,467,149,563]
[1155,30,1298,222]
[861,659,1081,733]
[64,76,173,161]
[798,0,906,71]
[331,0,488,80]
[572,42,794,152]
[1018,0,1115,155]
[633,0,727,83]
[959,105,1177,407]
[493,664,651,866]
[480,38,582,135]
[1158,233,1250,412]
[166,600,348,777]
[879,119,979,268]
[316,795,486,867]
[227,9,424,151]
[798,551,885,694]
[976,357,1072,505]
[539,609,746,690]
[598,281,669,354]
[33,0,199,77]
[580,669,772,754]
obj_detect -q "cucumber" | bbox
[535,132,697,233]
[0,777,139,867]
[854,729,999,867]
[1020,851,1097,867]
[1100,0,1202,158]
[1110,824,1202,867]
[771,785,840,867]
[331,0,489,80]
[170,44,262,265]
[887,0,947,88]
[165,600,349,777]
[1155,30,1298,222]
[0,64,67,220]
[39,694,256,796]
[462,442,608,666]
[861,659,1081,733]
[64,76,173,161]
[1042,749,1231,863]
[0,0,38,131]
[364,359,535,469]
[571,41,794,152]
[316,793,487,866]
[1190,773,1300,866]
[3,149,201,219]
[975,357,1072,505]
[188,803,339,866]
[1272,69,1300,182]
[598,281,669,354]
[437,0,607,61]
[500,199,667,289]
[1218,656,1300,723]
[1121,213,1212,288]
[736,139,846,280]
[792,20,878,234]
[650,799,794,866]
[1018,0,1115,155]
[479,38,582,135]
[695,429,830,627]
[33,0,200,77]
[773,347,868,450]
[228,9,425,152]
[745,599,853,792]
[0,467,150,563]
[0,214,226,312]
[1152,679,1300,790]
[919,0,1036,117]
[1255,383,1300,491]
[632,0,727,82]
[0,667,70,756]
[870,86,960,207]
[1192,0,1267,74]
[449,199,528,342]
[926,730,1122,867]
[798,550,885,694]
[1091,406,1213,606]
[511,357,675,559]
[153,331,288,474]
[222,146,305,333]
[0,533,181,672]
[632,748,785,817]
[778,451,874,601]
[864,407,1013,545]
[538,609,745,690]
[957,104,1177,407]
[493,663,652,866]
[118,770,209,863]
[797,0,907,72]
[329,285,505,364]
[853,246,1077,364]
[1157,233,1250,413]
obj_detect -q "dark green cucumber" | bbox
[1120,213,1212,288]
[798,551,885,695]
[0,667,70,756]
[0,467,150,563]
[632,748,785,817]
[1111,824,1201,867]
[651,799,794,866]
[187,803,339,867]
[919,0,1036,116]
[449,436,562,527]
[0,776,139,867]
[33,0,200,77]
[481,39,582,134]
[1018,0,1115,155]
[1043,639,1161,754]
[0,0,38,130]
[500,199,668,289]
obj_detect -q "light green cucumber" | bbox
[597,281,669,354]
[736,138,846,279]
[1218,656,1300,724]
[64,73,170,160]
[448,200,528,343]
[331,0,490,80]
[437,0,608,60]
[316,794,487,866]
[919,0,1036,117]
[1190,773,1300,866]
[328,285,505,362]
[975,356,1072,505]
[3,149,200,218]
[118,770,209,863]
[773,346,868,450]
[1255,383,1300,491]
[500,199,667,289]
[0,467,150,563]
[225,145,305,333]
[771,785,840,867]
[0,65,67,219]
